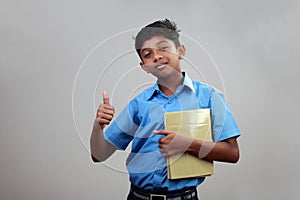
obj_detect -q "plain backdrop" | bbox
[1,0,300,199]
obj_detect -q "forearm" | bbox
[90,120,116,162]
[187,137,239,163]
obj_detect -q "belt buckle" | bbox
[150,194,167,200]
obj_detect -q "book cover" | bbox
[164,109,214,180]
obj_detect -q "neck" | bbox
[158,72,184,97]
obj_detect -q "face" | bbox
[139,36,185,79]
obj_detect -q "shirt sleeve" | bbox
[104,100,139,150]
[209,88,240,142]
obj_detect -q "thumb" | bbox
[103,90,110,105]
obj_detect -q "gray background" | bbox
[1,0,299,199]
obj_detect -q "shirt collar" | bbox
[145,72,196,100]
[182,72,196,93]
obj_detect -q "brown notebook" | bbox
[164,109,214,180]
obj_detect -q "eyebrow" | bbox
[156,40,168,45]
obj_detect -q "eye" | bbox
[143,52,151,58]
[159,46,168,51]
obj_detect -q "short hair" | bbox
[135,19,181,59]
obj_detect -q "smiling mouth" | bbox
[156,62,167,70]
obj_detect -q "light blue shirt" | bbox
[104,72,240,191]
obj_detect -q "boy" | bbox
[90,19,240,200]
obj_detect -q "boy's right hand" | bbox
[96,90,114,129]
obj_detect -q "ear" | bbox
[140,61,150,73]
[177,45,186,60]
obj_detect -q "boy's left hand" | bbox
[154,130,193,157]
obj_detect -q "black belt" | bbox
[130,184,197,200]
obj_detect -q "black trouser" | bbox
[127,185,199,200]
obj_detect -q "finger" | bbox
[97,113,113,121]
[97,118,111,125]
[98,106,113,116]
[103,90,110,105]
[97,117,112,125]
[153,130,171,135]
[158,142,164,149]
[98,104,114,114]
[160,148,169,158]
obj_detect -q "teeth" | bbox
[157,64,165,69]
[156,63,167,69]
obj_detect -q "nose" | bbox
[153,50,163,62]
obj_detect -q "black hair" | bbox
[135,19,181,59]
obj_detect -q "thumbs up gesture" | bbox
[97,90,115,129]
